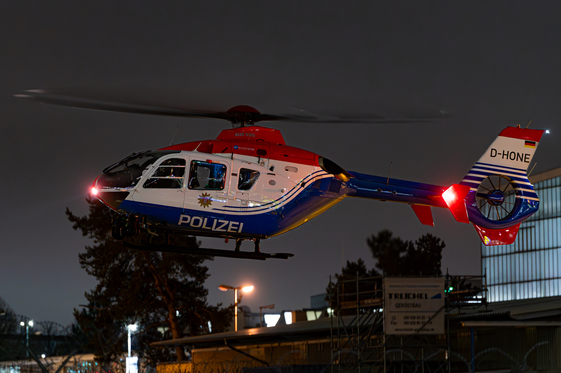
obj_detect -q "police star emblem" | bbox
[198,193,212,208]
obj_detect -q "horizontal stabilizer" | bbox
[411,205,434,226]
[442,184,471,223]
[474,223,521,246]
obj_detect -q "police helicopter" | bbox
[19,89,547,260]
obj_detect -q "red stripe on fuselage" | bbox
[160,126,319,166]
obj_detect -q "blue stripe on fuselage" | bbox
[118,178,345,238]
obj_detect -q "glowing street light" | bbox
[20,320,33,357]
[219,284,254,331]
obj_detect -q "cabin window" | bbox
[238,169,260,190]
[143,158,186,189]
[188,160,226,190]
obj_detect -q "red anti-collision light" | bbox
[442,184,471,224]
[442,188,457,205]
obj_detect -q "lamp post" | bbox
[20,320,33,357]
[219,284,254,331]
[126,324,138,373]
[127,324,137,357]
[259,304,275,327]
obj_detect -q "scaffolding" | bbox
[329,274,489,373]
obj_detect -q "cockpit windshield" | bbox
[100,150,180,189]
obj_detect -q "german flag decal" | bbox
[524,140,536,148]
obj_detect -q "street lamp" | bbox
[259,304,275,327]
[20,320,33,357]
[127,324,138,357]
[126,324,138,373]
[219,284,254,331]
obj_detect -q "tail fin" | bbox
[458,126,546,245]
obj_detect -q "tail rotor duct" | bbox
[476,174,517,221]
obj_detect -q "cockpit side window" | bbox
[100,150,180,189]
[188,161,226,190]
[238,168,260,190]
[143,158,186,189]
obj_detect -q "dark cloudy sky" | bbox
[1,2,560,326]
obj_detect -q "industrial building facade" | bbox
[482,167,561,302]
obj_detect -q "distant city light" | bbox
[284,311,293,325]
[264,314,281,327]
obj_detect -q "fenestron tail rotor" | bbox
[476,174,517,221]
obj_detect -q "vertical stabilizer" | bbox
[459,126,546,245]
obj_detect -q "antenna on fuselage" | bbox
[169,126,179,145]
[386,162,393,186]
[528,162,538,178]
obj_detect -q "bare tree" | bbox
[0,297,20,361]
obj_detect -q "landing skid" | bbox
[124,241,294,260]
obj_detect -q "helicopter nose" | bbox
[91,175,130,210]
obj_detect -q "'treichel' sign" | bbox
[383,277,444,335]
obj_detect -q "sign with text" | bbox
[126,356,138,373]
[384,277,444,335]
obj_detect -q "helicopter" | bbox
[18,89,547,260]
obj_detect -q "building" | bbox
[153,274,561,373]
[482,166,561,303]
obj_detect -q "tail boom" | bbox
[342,126,545,246]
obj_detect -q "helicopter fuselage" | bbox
[94,126,354,241]
[92,124,544,249]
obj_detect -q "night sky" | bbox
[1,2,560,326]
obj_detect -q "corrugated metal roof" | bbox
[487,296,561,320]
[448,311,510,321]
[449,296,561,322]
[151,315,369,349]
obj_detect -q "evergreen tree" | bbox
[367,230,444,276]
[67,196,232,365]
[327,231,445,312]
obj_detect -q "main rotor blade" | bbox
[16,89,286,123]
[16,88,450,124]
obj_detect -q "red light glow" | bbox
[91,187,98,196]
[442,188,456,204]
[441,184,471,224]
